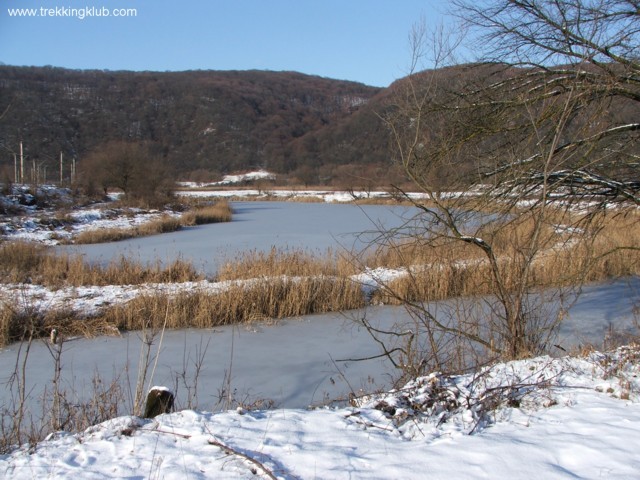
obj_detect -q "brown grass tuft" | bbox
[74,215,183,244]
[179,200,233,226]
[73,201,232,245]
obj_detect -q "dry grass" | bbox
[0,276,365,346]
[1,209,638,347]
[101,277,364,332]
[0,243,365,346]
[74,215,183,244]
[217,247,358,281]
[73,228,137,244]
[370,209,640,305]
[0,241,202,287]
[179,200,233,225]
[0,303,120,346]
[73,201,232,245]
[285,195,326,203]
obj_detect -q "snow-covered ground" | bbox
[3,206,181,245]
[2,346,639,479]
[0,184,181,245]
[178,187,428,203]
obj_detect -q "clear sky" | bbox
[0,0,451,87]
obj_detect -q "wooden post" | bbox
[143,386,174,418]
[19,141,23,183]
[59,152,63,185]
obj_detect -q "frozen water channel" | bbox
[60,201,421,275]
[0,279,638,413]
[2,201,639,415]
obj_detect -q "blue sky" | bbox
[0,0,451,87]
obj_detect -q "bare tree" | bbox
[79,140,175,206]
[359,1,639,380]
[453,0,640,204]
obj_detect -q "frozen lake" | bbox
[61,201,420,275]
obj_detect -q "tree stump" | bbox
[143,386,174,418]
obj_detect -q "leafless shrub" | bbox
[357,0,640,380]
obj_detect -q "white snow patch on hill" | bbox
[178,170,276,188]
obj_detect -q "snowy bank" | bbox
[2,346,640,479]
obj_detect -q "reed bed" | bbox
[217,247,358,280]
[0,303,120,346]
[73,215,183,244]
[1,209,638,346]
[73,228,137,244]
[0,275,365,346]
[179,200,233,226]
[371,209,640,305]
[0,241,202,287]
[74,201,232,244]
[96,276,365,331]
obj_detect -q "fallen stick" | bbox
[207,437,278,480]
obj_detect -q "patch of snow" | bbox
[178,188,432,203]
[149,386,173,394]
[177,170,276,188]
[0,197,181,245]
[222,170,275,184]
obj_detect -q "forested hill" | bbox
[5,64,634,187]
[0,66,389,181]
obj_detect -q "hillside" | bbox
[1,64,637,189]
[0,66,386,181]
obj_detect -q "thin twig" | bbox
[207,437,279,480]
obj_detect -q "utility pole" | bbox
[59,151,63,185]
[13,153,17,183]
[19,141,24,183]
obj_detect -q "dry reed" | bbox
[0,276,365,346]
[1,209,637,346]
[99,277,365,332]
[0,242,202,288]
[371,209,640,305]
[217,247,358,280]
[0,303,88,345]
[74,215,182,244]
[73,201,232,244]
[179,201,233,225]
